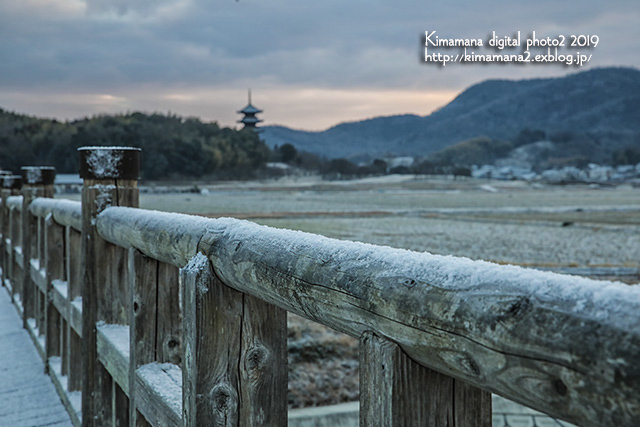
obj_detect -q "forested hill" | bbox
[260,67,640,161]
[0,111,270,180]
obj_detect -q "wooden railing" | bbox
[1,148,639,427]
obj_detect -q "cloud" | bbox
[0,0,638,129]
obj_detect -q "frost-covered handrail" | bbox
[29,198,82,230]
[6,195,23,211]
[97,205,640,427]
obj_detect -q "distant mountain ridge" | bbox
[260,67,640,161]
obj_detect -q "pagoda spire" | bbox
[237,89,263,130]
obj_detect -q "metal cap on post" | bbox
[78,146,141,180]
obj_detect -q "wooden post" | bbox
[0,172,14,285]
[21,166,55,329]
[359,331,491,427]
[129,248,158,427]
[0,175,21,288]
[45,213,65,365]
[8,190,22,303]
[67,225,84,392]
[80,146,140,427]
[181,253,288,427]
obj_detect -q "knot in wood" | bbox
[245,345,269,372]
[402,278,417,288]
[496,296,532,325]
[163,336,182,365]
[554,379,568,397]
[211,383,235,413]
[506,297,530,317]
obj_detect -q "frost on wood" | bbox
[23,167,42,184]
[181,252,211,295]
[93,184,115,213]
[52,279,69,299]
[214,216,639,302]
[137,362,183,415]
[97,322,130,358]
[86,148,123,178]
[5,195,23,209]
[1,175,20,188]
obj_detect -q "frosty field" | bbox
[137,175,640,269]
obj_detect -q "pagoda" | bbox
[237,90,263,130]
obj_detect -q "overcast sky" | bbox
[1,0,638,131]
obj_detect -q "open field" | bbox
[133,175,640,270]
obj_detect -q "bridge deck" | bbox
[0,288,73,427]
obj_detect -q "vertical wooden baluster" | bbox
[359,331,491,427]
[0,175,22,289]
[67,225,84,393]
[0,173,15,287]
[45,213,65,366]
[181,254,288,427]
[128,248,156,427]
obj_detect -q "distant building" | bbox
[237,90,263,130]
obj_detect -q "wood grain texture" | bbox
[21,183,53,327]
[97,207,212,268]
[67,227,83,301]
[157,262,181,366]
[105,243,129,325]
[96,208,640,427]
[0,189,9,287]
[454,377,492,426]
[182,256,241,427]
[128,248,158,426]
[114,383,130,427]
[238,292,288,426]
[68,330,83,392]
[359,331,490,427]
[96,324,130,395]
[66,225,84,392]
[61,318,69,377]
[29,198,82,230]
[46,214,65,360]
[134,363,182,427]
[81,178,114,427]
[81,178,138,426]
[133,363,182,426]
[96,361,114,425]
[8,203,22,302]
[181,255,287,427]
[0,189,8,280]
[200,219,640,427]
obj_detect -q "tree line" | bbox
[0,109,270,180]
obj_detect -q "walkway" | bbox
[0,288,73,427]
